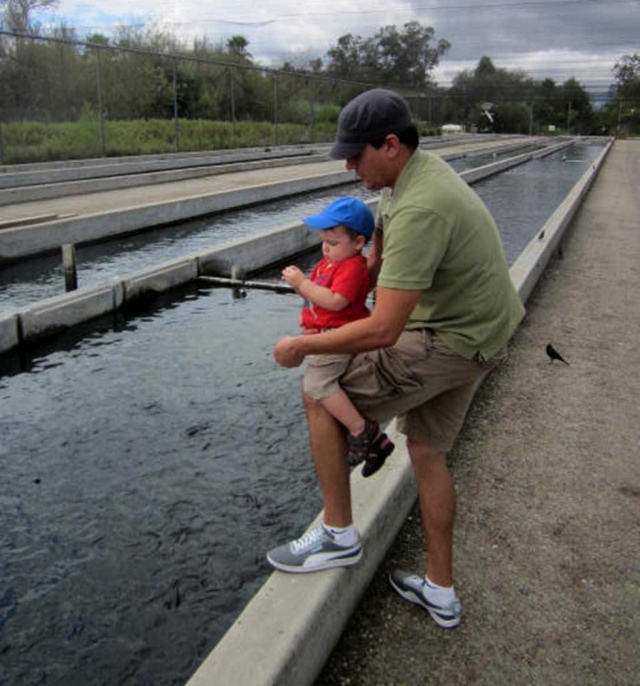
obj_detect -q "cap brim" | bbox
[329,139,366,160]
[302,214,336,230]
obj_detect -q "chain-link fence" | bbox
[2,30,630,165]
[0,30,449,165]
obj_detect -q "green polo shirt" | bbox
[377,149,525,360]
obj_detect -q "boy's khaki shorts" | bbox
[304,353,353,400]
[335,329,506,453]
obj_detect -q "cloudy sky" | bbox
[40,0,640,101]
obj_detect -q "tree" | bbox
[613,53,640,99]
[326,21,449,91]
[0,0,58,34]
[606,53,640,134]
[448,56,535,132]
[227,35,251,62]
[560,77,593,133]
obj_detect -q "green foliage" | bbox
[0,117,337,163]
[326,21,449,90]
[1,20,625,158]
[613,53,640,98]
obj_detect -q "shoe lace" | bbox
[291,526,326,553]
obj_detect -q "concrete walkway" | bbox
[316,140,640,685]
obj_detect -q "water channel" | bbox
[0,141,604,686]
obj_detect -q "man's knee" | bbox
[407,437,447,469]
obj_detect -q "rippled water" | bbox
[0,142,605,686]
[1,287,320,685]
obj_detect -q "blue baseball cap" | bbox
[302,197,375,239]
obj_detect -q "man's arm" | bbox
[366,230,383,290]
[273,286,421,367]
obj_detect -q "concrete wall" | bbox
[0,170,353,262]
[0,219,325,353]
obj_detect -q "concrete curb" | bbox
[0,147,321,187]
[183,138,614,686]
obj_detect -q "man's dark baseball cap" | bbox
[329,89,412,160]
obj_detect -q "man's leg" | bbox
[389,437,462,628]
[304,391,353,528]
[406,438,455,586]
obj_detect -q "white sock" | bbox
[424,576,456,605]
[323,523,359,547]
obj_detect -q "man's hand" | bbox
[281,266,306,290]
[274,335,306,368]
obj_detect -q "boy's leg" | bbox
[319,388,365,437]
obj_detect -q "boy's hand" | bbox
[282,265,306,289]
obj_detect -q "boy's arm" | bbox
[282,265,349,312]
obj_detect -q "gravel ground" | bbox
[315,140,640,686]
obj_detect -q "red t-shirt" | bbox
[301,255,370,330]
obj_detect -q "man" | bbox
[268,89,525,629]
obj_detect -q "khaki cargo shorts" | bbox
[303,353,353,400]
[337,329,506,453]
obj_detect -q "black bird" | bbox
[546,343,569,365]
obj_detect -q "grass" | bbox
[0,118,338,165]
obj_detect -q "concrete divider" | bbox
[0,148,321,189]
[0,312,19,351]
[19,281,120,342]
[0,218,324,353]
[183,138,614,686]
[0,170,354,262]
[0,153,329,207]
[196,221,323,277]
[460,140,571,184]
[121,256,199,303]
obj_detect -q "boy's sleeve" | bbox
[329,259,369,304]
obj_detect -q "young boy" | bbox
[282,196,394,477]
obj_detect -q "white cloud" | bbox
[44,0,639,94]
